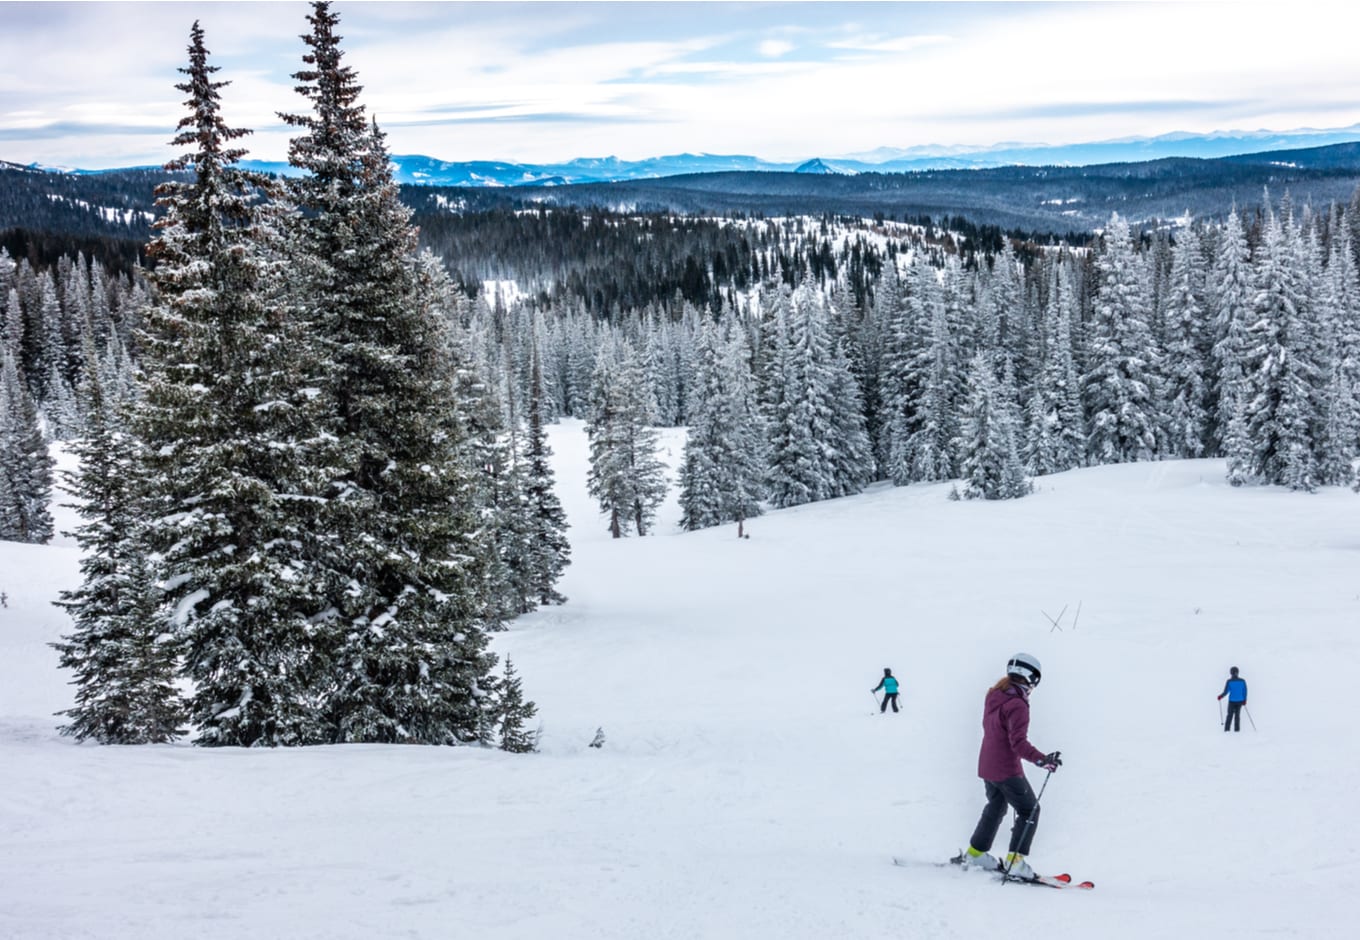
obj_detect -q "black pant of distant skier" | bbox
[970,776,1040,856]
[881,692,899,713]
[1224,700,1243,732]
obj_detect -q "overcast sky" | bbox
[2,1,1358,168]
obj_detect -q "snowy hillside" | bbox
[2,423,1358,938]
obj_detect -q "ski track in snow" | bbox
[2,421,1358,938]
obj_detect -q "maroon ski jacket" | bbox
[977,683,1048,781]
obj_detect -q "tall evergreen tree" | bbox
[281,2,505,744]
[0,347,54,543]
[1023,259,1085,475]
[1209,208,1253,454]
[679,319,766,530]
[824,322,874,497]
[52,346,185,743]
[1161,227,1210,457]
[586,336,668,537]
[960,353,1031,500]
[1083,214,1160,464]
[136,21,339,746]
[1327,221,1360,459]
[1242,202,1322,488]
[763,278,869,505]
[893,265,962,483]
[521,334,570,604]
[858,257,897,474]
[881,255,934,484]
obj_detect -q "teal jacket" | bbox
[872,676,899,694]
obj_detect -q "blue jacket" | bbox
[873,676,899,694]
[1220,677,1247,703]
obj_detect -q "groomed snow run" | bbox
[2,420,1358,938]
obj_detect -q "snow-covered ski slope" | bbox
[2,420,1357,938]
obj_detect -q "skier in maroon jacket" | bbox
[954,653,1062,881]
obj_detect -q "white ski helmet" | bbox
[1007,652,1042,687]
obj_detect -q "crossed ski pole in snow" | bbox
[1042,601,1082,633]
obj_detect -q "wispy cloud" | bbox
[757,39,795,58]
[386,112,668,128]
[826,33,952,53]
[3,2,1360,168]
[0,121,166,141]
[949,100,1256,122]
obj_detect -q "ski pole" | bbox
[1245,706,1257,731]
[1218,699,1223,727]
[870,690,880,713]
[1001,758,1057,885]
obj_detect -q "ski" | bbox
[1008,872,1095,890]
[893,856,1094,891]
[1047,873,1095,890]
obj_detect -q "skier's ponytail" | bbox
[990,675,1013,693]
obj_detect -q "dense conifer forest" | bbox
[3,2,1359,750]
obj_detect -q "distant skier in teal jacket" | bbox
[1218,667,1248,732]
[872,668,900,713]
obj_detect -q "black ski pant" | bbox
[1224,701,1243,732]
[969,775,1039,857]
[880,693,899,713]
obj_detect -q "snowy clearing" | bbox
[2,421,1358,938]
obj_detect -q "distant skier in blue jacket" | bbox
[872,668,900,713]
[1218,667,1247,732]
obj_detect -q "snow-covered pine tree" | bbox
[0,248,14,306]
[645,313,680,427]
[2,285,22,364]
[990,242,1036,390]
[522,332,570,604]
[495,657,538,753]
[563,303,598,418]
[1326,219,1360,463]
[0,347,54,543]
[586,335,668,537]
[87,261,114,349]
[881,254,934,484]
[455,310,523,625]
[52,345,185,744]
[1242,201,1323,489]
[136,21,341,746]
[281,3,505,745]
[762,276,869,505]
[959,352,1031,500]
[1083,213,1161,464]
[679,319,766,530]
[1023,259,1085,475]
[855,257,894,475]
[1208,208,1254,455]
[42,359,82,441]
[1161,227,1210,457]
[33,273,62,403]
[93,325,137,415]
[894,263,963,483]
[823,318,873,498]
[529,310,563,423]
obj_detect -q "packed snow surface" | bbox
[2,421,1358,938]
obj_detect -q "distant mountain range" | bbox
[13,124,1360,188]
[8,140,1360,257]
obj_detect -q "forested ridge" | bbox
[4,2,1359,753]
[6,136,1360,277]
